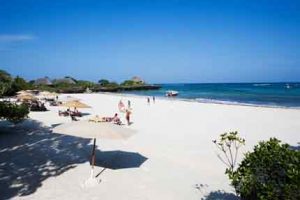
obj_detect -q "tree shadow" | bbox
[0,119,146,199]
[202,190,239,200]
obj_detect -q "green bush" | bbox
[98,79,110,86]
[230,138,300,200]
[0,70,13,96]
[0,101,29,123]
[121,80,136,86]
[6,76,30,96]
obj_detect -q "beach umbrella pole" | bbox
[84,138,99,188]
[91,138,96,170]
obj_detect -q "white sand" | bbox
[3,93,300,200]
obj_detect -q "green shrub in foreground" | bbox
[230,138,300,200]
[0,101,29,123]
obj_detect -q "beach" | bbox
[1,93,300,200]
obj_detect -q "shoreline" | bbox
[74,91,300,110]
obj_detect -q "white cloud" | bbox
[0,34,36,42]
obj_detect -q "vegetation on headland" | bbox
[213,132,300,200]
[0,69,161,96]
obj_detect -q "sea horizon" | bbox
[122,82,300,108]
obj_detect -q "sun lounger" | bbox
[88,116,106,123]
[71,115,79,121]
[59,110,69,116]
[88,116,122,125]
[71,111,82,117]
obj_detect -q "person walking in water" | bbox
[147,97,150,105]
[126,109,131,125]
[152,96,155,104]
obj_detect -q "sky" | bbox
[0,0,299,83]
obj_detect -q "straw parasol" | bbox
[16,94,37,101]
[60,100,91,109]
[17,90,28,95]
[39,91,58,99]
[53,121,136,186]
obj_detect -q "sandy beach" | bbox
[1,93,300,200]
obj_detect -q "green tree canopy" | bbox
[98,79,110,86]
[7,76,30,96]
[121,80,136,86]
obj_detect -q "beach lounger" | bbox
[88,116,109,123]
[71,115,79,121]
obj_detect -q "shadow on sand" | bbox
[202,190,239,200]
[0,119,147,200]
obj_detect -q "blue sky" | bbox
[0,0,299,83]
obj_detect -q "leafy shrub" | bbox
[0,70,13,96]
[6,76,30,96]
[230,138,300,200]
[98,79,110,86]
[0,101,29,123]
[213,131,245,172]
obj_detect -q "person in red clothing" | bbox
[125,109,131,125]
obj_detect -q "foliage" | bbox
[0,70,12,82]
[64,76,77,83]
[106,81,119,88]
[98,79,110,86]
[6,76,30,96]
[0,101,29,123]
[76,80,96,88]
[0,70,13,96]
[229,138,300,200]
[121,80,144,86]
[0,71,30,96]
[213,131,245,172]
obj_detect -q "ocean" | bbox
[122,83,300,108]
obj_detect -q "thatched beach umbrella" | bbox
[60,100,91,109]
[16,94,37,101]
[39,91,58,99]
[53,121,136,186]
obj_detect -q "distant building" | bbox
[131,76,145,84]
[34,77,53,85]
[53,77,76,85]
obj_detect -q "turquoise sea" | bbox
[122,83,300,108]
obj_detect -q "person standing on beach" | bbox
[128,100,131,108]
[125,109,131,125]
[153,96,155,104]
[147,97,150,105]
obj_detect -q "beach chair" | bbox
[88,116,106,123]
[71,115,79,121]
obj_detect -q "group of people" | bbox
[59,107,82,117]
[147,96,155,105]
[27,100,48,111]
